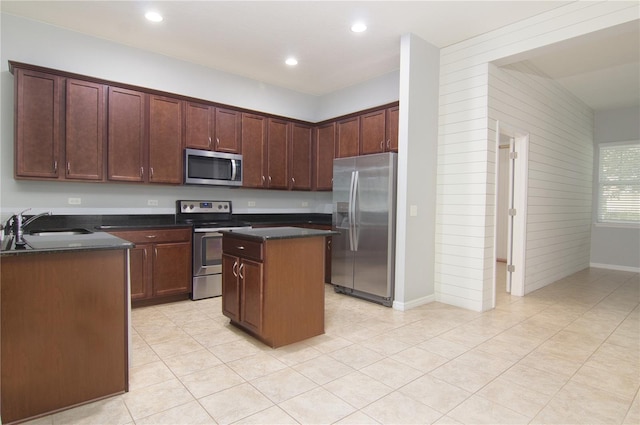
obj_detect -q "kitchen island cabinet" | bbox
[0,241,130,424]
[221,227,334,347]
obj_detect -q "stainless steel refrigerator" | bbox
[332,152,397,307]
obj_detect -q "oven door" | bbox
[193,231,223,276]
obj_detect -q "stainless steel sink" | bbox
[29,228,93,236]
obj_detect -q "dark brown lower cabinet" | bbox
[0,249,129,424]
[107,227,192,306]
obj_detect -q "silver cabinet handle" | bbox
[66,162,71,173]
[386,139,391,149]
[292,177,296,184]
[145,235,157,239]
[140,166,144,177]
[150,167,154,178]
[232,260,238,277]
[380,140,384,150]
[236,245,245,250]
[53,160,58,172]
[238,263,245,279]
[216,137,220,148]
[208,136,212,148]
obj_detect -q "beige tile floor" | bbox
[25,266,639,424]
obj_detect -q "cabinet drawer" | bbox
[223,237,263,261]
[108,227,191,244]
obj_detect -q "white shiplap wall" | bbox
[435,1,638,311]
[488,61,594,295]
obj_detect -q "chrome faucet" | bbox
[11,209,52,240]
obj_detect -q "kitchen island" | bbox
[221,227,336,348]
[0,232,133,424]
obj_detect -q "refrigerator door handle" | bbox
[348,170,356,251]
[351,170,359,251]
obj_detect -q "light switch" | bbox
[410,205,418,216]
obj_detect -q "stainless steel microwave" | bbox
[184,148,243,187]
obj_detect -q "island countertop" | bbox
[0,233,134,256]
[219,226,337,241]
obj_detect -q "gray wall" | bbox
[0,13,398,220]
[590,106,640,271]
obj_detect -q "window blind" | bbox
[598,143,640,223]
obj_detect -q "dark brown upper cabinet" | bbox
[65,79,106,181]
[241,113,267,188]
[14,68,61,179]
[335,116,360,158]
[107,87,146,182]
[148,95,183,184]
[290,123,313,191]
[266,118,289,189]
[185,102,241,154]
[314,122,335,191]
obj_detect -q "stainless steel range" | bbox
[176,200,251,300]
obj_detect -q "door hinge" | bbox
[509,152,518,160]
[507,265,515,273]
[508,208,517,216]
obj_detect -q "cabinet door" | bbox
[241,113,267,188]
[360,109,386,155]
[152,241,191,297]
[65,79,105,180]
[185,102,212,150]
[314,122,335,191]
[108,87,145,182]
[148,95,183,184]
[214,108,241,153]
[290,123,312,190]
[15,68,61,178]
[386,106,399,152]
[266,118,289,189]
[129,244,152,300]
[222,254,240,321]
[240,258,263,334]
[335,116,359,158]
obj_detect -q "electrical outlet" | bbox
[301,201,309,207]
[248,201,256,207]
[147,199,159,206]
[68,197,81,205]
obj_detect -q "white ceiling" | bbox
[2,1,638,111]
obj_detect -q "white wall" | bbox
[489,61,594,295]
[394,34,440,310]
[0,13,398,219]
[436,1,638,311]
[590,106,640,271]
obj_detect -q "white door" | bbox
[494,123,528,302]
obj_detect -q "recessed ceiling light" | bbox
[285,57,298,66]
[351,22,367,33]
[145,11,163,22]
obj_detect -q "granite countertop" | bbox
[0,233,134,256]
[220,226,337,241]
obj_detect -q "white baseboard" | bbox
[392,294,435,311]
[590,263,640,273]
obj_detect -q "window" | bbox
[598,142,640,224]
